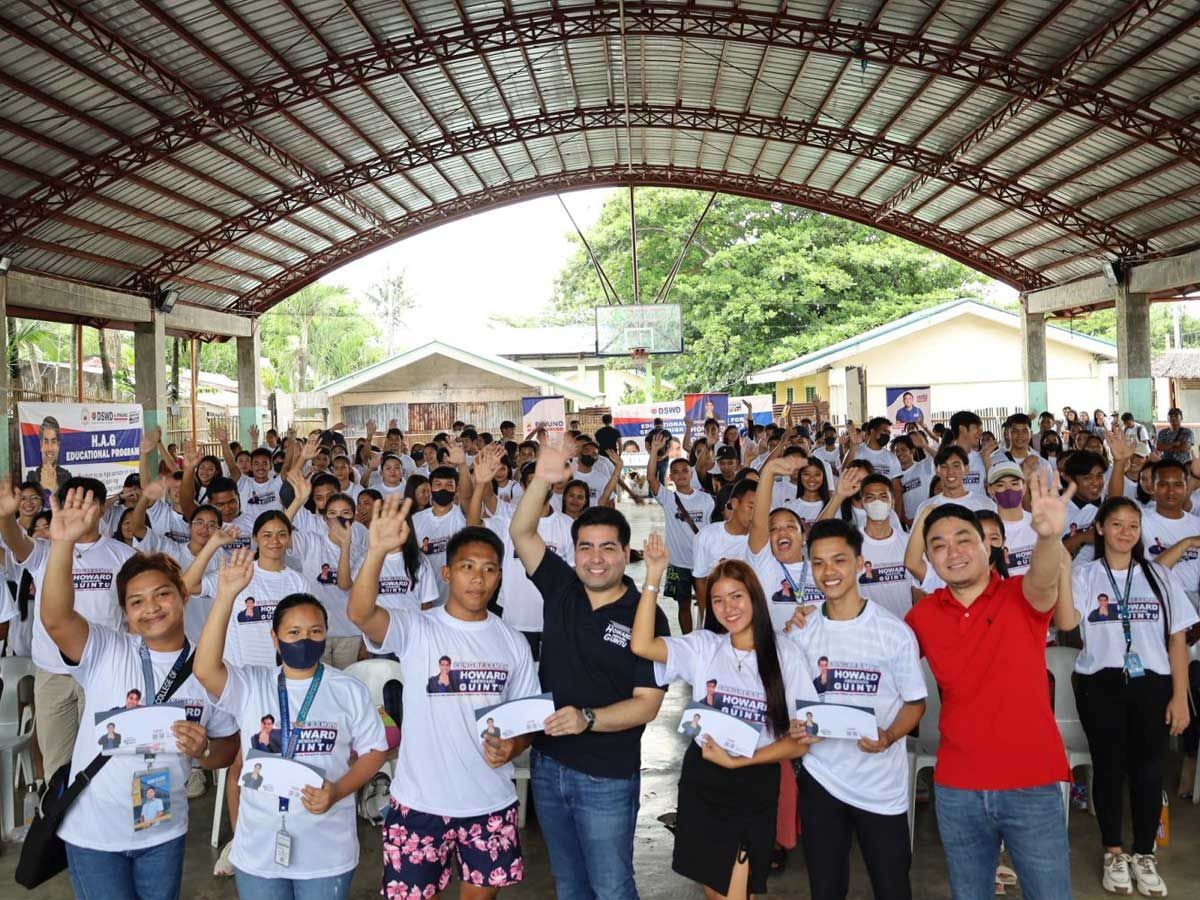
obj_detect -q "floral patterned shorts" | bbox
[381,798,523,898]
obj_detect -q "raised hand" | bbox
[286,468,312,504]
[248,424,259,445]
[142,477,167,506]
[447,445,467,468]
[765,454,805,478]
[140,426,162,457]
[834,466,866,499]
[208,525,241,550]
[216,547,255,597]
[981,433,998,458]
[648,432,667,458]
[300,438,320,462]
[49,488,100,543]
[1106,422,1135,465]
[1020,454,1041,483]
[327,517,352,550]
[642,532,669,576]
[387,418,398,431]
[182,441,203,470]
[604,448,622,469]
[1028,468,1076,538]
[364,419,377,440]
[368,496,412,554]
[212,424,229,444]
[471,443,504,483]
[534,444,573,485]
[0,477,21,518]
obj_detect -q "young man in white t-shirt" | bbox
[349,496,540,898]
[692,479,756,626]
[854,418,903,511]
[988,461,1038,575]
[782,517,927,900]
[837,473,914,621]
[913,445,997,519]
[572,439,613,506]
[411,452,472,605]
[946,411,988,498]
[891,435,933,528]
[237,447,284,513]
[0,475,136,776]
[647,432,714,634]
[991,413,1054,486]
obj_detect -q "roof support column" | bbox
[237,325,263,448]
[134,313,167,474]
[1020,298,1047,415]
[1116,286,1152,423]
[0,270,9,477]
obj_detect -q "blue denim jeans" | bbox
[233,868,354,899]
[531,748,640,900]
[934,783,1072,900]
[66,835,186,900]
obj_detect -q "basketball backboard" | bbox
[595,304,683,357]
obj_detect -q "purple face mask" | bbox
[994,488,1024,509]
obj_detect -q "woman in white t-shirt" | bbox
[195,548,388,899]
[1054,497,1195,898]
[633,536,813,899]
[41,489,240,899]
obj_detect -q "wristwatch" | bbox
[581,708,596,733]
[201,736,212,760]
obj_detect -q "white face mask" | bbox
[864,499,892,522]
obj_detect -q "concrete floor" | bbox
[3,498,1199,898]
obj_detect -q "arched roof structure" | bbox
[1,0,1198,314]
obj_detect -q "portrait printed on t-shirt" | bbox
[123,688,144,709]
[241,762,265,790]
[251,714,283,753]
[132,769,172,831]
[480,717,502,741]
[426,654,510,696]
[316,563,337,586]
[812,655,882,697]
[857,560,908,586]
[236,596,274,623]
[1086,591,1160,624]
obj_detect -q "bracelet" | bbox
[643,584,660,593]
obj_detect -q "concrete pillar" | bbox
[1021,299,1048,415]
[134,313,167,475]
[1116,286,1153,422]
[236,325,264,448]
[0,272,9,478]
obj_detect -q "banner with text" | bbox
[612,395,772,438]
[884,386,932,434]
[19,402,142,493]
[521,396,566,437]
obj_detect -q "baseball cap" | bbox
[715,446,738,461]
[1135,441,1151,457]
[987,462,1024,485]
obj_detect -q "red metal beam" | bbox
[233,163,1047,313]
[5,3,1197,244]
[122,101,1144,291]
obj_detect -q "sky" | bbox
[321,186,1019,352]
[325,187,612,349]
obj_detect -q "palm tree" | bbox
[7,318,58,393]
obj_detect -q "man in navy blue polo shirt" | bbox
[510,441,669,899]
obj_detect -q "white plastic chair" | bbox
[906,657,940,852]
[343,660,405,820]
[512,747,531,828]
[1046,646,1093,827]
[0,656,35,839]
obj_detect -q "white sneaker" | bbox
[1131,853,1167,897]
[213,839,235,877]
[186,768,208,799]
[1103,852,1133,896]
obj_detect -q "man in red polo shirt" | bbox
[905,472,1073,900]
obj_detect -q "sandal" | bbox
[656,811,677,834]
[995,865,1018,886]
[769,847,788,874]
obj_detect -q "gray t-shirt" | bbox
[1157,426,1194,463]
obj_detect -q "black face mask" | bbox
[579,454,597,468]
[431,489,455,507]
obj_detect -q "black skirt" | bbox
[672,743,781,895]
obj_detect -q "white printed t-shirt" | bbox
[134,531,217,644]
[365,606,541,817]
[745,544,825,631]
[215,664,387,879]
[783,602,927,815]
[413,506,467,604]
[201,564,310,667]
[692,522,751,579]
[355,552,440,612]
[898,459,934,522]
[914,492,996,519]
[147,500,189,544]
[237,474,284,514]
[485,507,574,633]
[1000,512,1037,576]
[854,446,901,481]
[58,625,237,851]
[1071,561,1198,675]
[26,536,135,674]
[655,629,817,749]
[857,530,914,621]
[1140,509,1200,597]
[655,485,714,570]
[288,531,362,639]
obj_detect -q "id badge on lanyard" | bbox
[1101,561,1143,680]
[274,664,324,867]
[131,640,190,831]
[778,560,806,604]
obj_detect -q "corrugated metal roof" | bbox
[2,0,1198,313]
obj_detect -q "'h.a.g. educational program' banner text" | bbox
[19,402,142,493]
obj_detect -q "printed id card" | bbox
[132,767,172,831]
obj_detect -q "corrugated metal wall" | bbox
[342,401,522,435]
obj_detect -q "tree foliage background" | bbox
[551,189,990,394]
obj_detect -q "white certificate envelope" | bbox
[795,700,879,741]
[94,702,188,756]
[243,749,326,801]
[474,693,555,739]
[677,702,762,758]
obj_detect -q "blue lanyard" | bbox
[779,560,806,599]
[277,664,324,761]
[1100,560,1136,655]
[138,639,191,705]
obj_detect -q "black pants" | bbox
[1075,667,1171,854]
[1181,660,1200,755]
[522,630,542,662]
[797,766,912,900]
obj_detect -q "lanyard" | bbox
[1100,559,1136,655]
[277,664,324,761]
[138,639,191,705]
[779,560,806,600]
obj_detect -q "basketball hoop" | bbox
[630,347,649,366]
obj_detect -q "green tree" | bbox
[553,190,988,393]
[362,269,414,357]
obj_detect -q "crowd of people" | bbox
[1,402,1198,900]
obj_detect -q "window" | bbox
[786,387,794,404]
[805,386,816,402]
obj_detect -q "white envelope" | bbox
[242,749,326,801]
[474,693,556,740]
[677,702,762,758]
[94,702,188,756]
[795,700,879,741]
